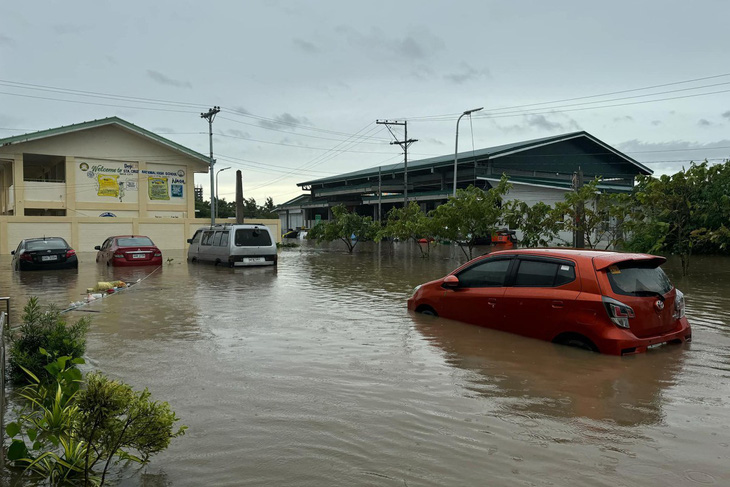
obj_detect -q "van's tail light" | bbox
[602,296,635,329]
[66,249,76,258]
[673,289,686,319]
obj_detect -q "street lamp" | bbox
[453,107,483,197]
[215,167,231,220]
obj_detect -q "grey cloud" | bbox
[0,34,13,46]
[526,114,580,132]
[293,38,319,53]
[698,119,712,127]
[230,106,250,116]
[226,129,250,139]
[616,139,730,168]
[52,24,84,35]
[722,110,730,120]
[335,25,444,62]
[410,64,437,81]
[651,120,662,126]
[259,113,312,130]
[444,62,490,84]
[146,70,192,89]
[613,116,634,123]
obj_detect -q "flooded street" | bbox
[2,242,729,486]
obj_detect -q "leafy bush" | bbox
[9,297,90,384]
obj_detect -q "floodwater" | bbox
[1,241,729,486]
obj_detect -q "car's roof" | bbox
[110,235,150,238]
[23,236,67,241]
[488,248,666,268]
[195,224,270,230]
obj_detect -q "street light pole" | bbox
[453,107,483,197]
[216,167,231,219]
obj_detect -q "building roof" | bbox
[297,131,651,187]
[0,116,210,165]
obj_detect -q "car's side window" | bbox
[213,231,224,246]
[102,238,111,250]
[190,231,202,245]
[201,231,215,246]
[513,259,576,287]
[220,231,229,247]
[456,259,511,288]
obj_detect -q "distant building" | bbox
[276,131,652,234]
[0,117,279,252]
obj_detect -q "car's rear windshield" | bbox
[606,263,672,297]
[26,238,68,251]
[117,237,154,247]
[235,228,272,247]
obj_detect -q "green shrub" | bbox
[9,297,90,384]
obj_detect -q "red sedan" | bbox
[407,248,692,356]
[95,235,163,267]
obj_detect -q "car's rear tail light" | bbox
[602,296,635,329]
[153,252,162,257]
[673,289,686,319]
[114,253,124,259]
[19,252,32,262]
[66,249,76,258]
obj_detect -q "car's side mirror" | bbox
[187,238,193,244]
[442,275,460,288]
[10,250,15,255]
[94,245,101,251]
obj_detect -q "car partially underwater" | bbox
[408,248,691,356]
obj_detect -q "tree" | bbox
[626,161,730,275]
[380,202,436,257]
[307,204,380,253]
[430,175,511,260]
[553,178,631,249]
[503,200,561,248]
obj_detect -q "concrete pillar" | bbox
[12,154,24,216]
[138,160,148,218]
[65,156,76,216]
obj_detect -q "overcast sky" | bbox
[2,1,729,205]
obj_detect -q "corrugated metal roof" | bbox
[0,116,210,165]
[297,131,651,187]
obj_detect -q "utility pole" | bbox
[377,166,382,222]
[235,169,244,224]
[201,106,220,225]
[376,119,417,206]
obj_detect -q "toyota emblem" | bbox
[655,300,665,311]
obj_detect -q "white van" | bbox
[187,224,278,267]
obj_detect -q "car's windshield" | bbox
[26,238,68,251]
[607,263,672,296]
[117,237,154,247]
[235,228,272,246]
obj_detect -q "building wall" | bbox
[0,124,204,219]
[0,217,280,253]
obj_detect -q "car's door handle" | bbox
[488,298,497,308]
[552,300,564,309]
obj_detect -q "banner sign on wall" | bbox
[148,177,170,200]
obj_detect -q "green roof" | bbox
[298,131,651,187]
[0,116,210,165]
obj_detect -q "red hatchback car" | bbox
[407,249,692,355]
[95,235,163,267]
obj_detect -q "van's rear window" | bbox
[235,228,272,246]
[607,263,672,297]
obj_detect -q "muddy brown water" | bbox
[1,241,729,486]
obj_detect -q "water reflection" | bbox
[411,312,685,426]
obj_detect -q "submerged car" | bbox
[95,235,163,267]
[11,237,78,270]
[187,224,277,267]
[407,248,692,355]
